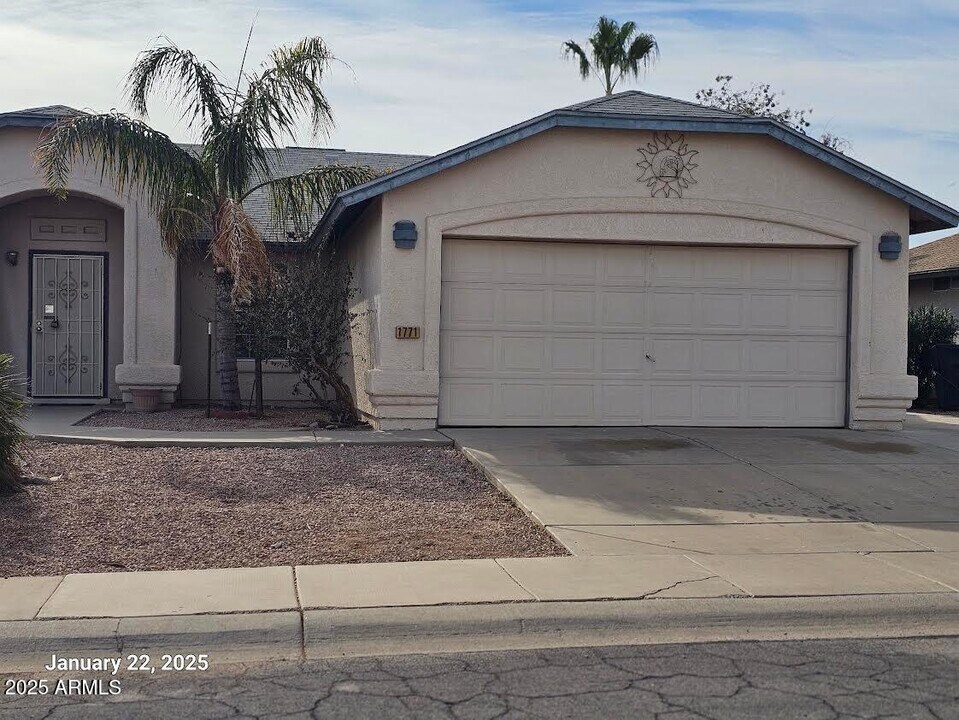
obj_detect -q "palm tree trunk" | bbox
[214,271,242,410]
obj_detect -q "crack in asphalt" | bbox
[2,636,957,719]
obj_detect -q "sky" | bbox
[2,0,957,244]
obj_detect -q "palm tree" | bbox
[563,16,659,96]
[35,37,378,409]
[0,354,27,495]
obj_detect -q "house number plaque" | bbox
[395,326,421,340]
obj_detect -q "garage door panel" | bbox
[501,336,546,372]
[797,294,846,332]
[650,292,695,327]
[440,239,847,426]
[441,381,495,420]
[550,337,595,372]
[650,247,697,282]
[552,290,596,326]
[749,294,792,329]
[443,285,495,326]
[748,340,792,374]
[445,334,495,372]
[553,244,601,282]
[650,384,694,422]
[650,338,694,373]
[604,247,648,285]
[499,383,547,419]
[750,253,792,284]
[602,337,645,372]
[796,384,845,421]
[602,290,647,327]
[602,384,646,420]
[551,384,595,419]
[701,339,744,373]
[796,250,847,287]
[796,340,844,376]
[700,385,743,421]
[702,293,745,327]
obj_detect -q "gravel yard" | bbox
[2,443,563,576]
[78,407,337,431]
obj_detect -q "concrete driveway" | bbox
[443,413,959,572]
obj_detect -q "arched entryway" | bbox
[0,190,124,401]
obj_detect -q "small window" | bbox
[933,277,952,292]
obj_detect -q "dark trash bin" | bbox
[928,344,959,410]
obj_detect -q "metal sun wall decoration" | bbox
[637,133,699,198]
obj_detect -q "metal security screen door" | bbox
[31,254,105,398]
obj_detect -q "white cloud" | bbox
[1,0,956,242]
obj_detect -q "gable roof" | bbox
[564,91,745,119]
[0,105,81,128]
[311,90,959,244]
[910,233,959,276]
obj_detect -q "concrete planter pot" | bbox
[129,388,161,413]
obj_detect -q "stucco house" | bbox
[2,91,957,431]
[909,232,959,318]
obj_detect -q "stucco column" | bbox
[114,202,181,408]
[849,231,917,430]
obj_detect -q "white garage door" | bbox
[439,239,848,426]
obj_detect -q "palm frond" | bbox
[623,33,659,77]
[210,198,273,304]
[156,189,215,257]
[238,36,336,148]
[202,121,275,199]
[34,113,211,257]
[125,41,229,131]
[562,41,591,80]
[249,164,380,239]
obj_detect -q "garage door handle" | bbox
[645,353,655,362]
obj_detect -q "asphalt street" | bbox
[2,635,958,719]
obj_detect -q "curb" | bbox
[0,612,303,673]
[3,595,959,673]
[29,432,453,448]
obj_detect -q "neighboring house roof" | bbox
[910,233,959,276]
[311,89,959,245]
[0,105,81,128]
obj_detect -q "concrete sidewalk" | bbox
[3,561,959,672]
[23,405,451,447]
[6,554,959,627]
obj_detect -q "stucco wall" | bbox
[0,126,180,406]
[0,194,124,398]
[350,127,915,429]
[341,202,382,418]
[910,275,959,318]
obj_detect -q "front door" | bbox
[31,254,105,398]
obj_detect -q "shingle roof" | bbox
[311,90,959,244]
[563,91,745,120]
[910,233,959,275]
[229,146,427,241]
[0,104,81,127]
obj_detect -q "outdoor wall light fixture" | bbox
[5,250,18,266]
[393,220,417,249]
[879,231,902,260]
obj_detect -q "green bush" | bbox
[0,354,27,494]
[908,305,959,407]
